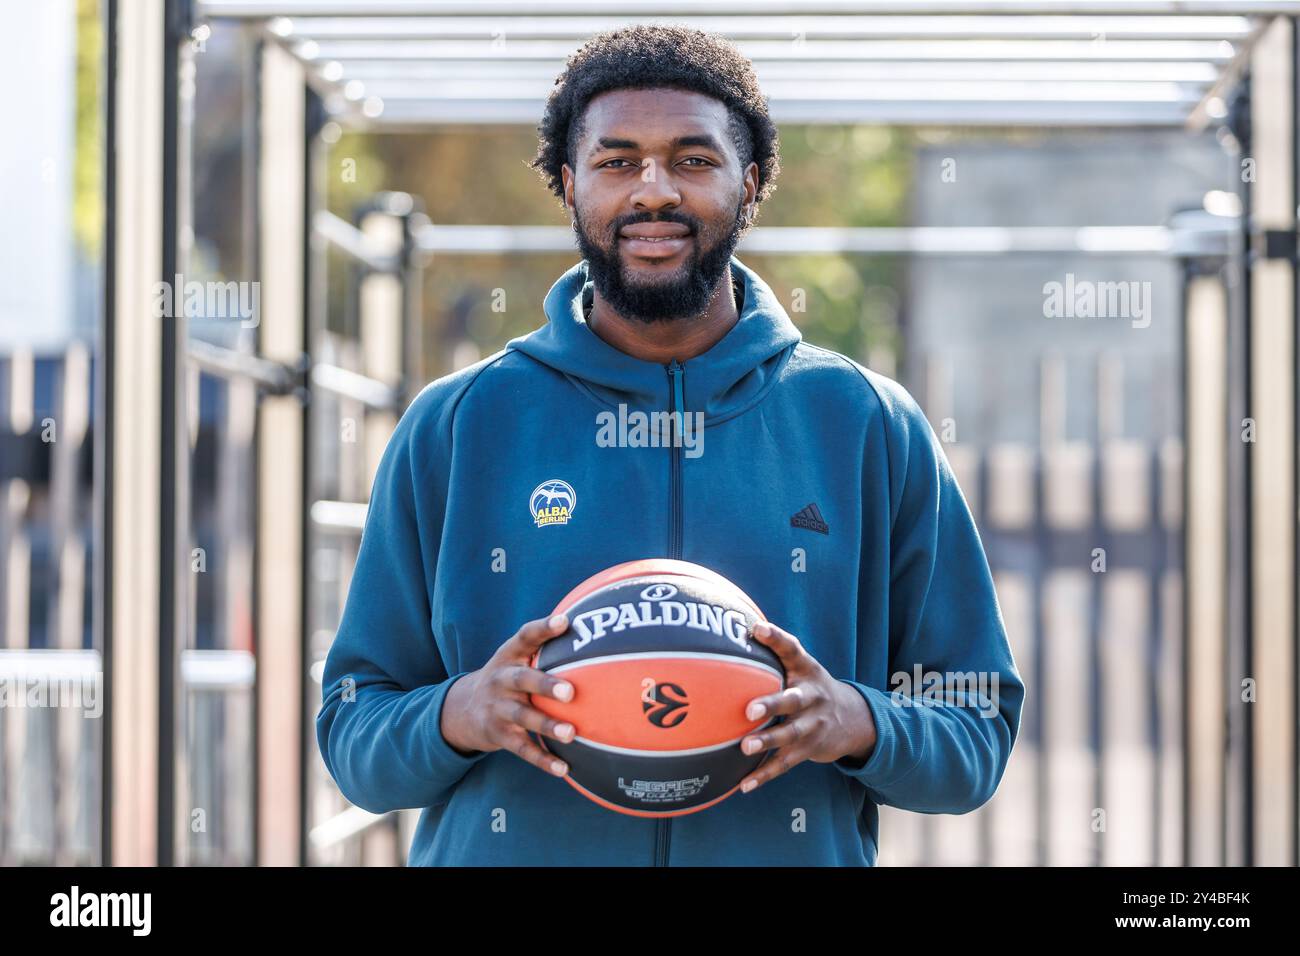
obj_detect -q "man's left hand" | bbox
[738,620,877,793]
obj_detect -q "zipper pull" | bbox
[666,360,685,440]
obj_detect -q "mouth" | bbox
[619,225,692,260]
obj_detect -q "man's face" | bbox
[561,87,759,323]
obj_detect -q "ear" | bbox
[562,164,576,220]
[741,161,759,222]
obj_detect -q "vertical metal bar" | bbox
[158,0,178,867]
[0,357,9,649]
[1184,262,1233,865]
[1149,437,1165,866]
[0,357,10,861]
[400,204,426,404]
[975,431,993,868]
[50,357,66,861]
[256,40,308,868]
[1090,356,1106,867]
[158,0,194,867]
[1219,86,1248,869]
[1292,13,1300,871]
[247,25,263,871]
[300,87,312,867]
[106,0,164,867]
[300,86,324,867]
[1032,439,1048,865]
[1223,222,1236,868]
[96,0,117,870]
[396,204,419,867]
[1179,261,1191,867]
[52,349,90,862]
[1234,73,1257,868]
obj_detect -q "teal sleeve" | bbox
[834,383,1025,814]
[315,388,489,814]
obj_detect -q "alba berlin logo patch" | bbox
[530,479,576,528]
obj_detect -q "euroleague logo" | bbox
[642,681,689,728]
[530,479,575,528]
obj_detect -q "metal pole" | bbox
[300,86,326,867]
[1089,356,1107,868]
[247,25,264,870]
[1148,413,1165,865]
[158,0,195,868]
[1238,74,1257,870]
[1178,258,1192,867]
[97,0,118,870]
[1292,14,1300,871]
[400,202,428,403]
[1224,73,1256,867]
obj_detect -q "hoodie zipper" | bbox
[656,359,686,867]
[667,360,685,560]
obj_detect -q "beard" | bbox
[573,197,746,324]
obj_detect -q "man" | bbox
[316,24,1024,866]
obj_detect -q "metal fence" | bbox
[0,347,98,865]
[0,343,1189,866]
[879,354,1184,865]
[0,347,266,866]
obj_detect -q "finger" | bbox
[492,697,577,744]
[744,684,818,722]
[495,664,574,703]
[498,727,569,777]
[502,613,570,657]
[748,621,807,669]
[740,713,821,756]
[739,745,810,793]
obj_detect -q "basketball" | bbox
[530,558,785,817]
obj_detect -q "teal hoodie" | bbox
[315,256,1024,866]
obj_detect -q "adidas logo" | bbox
[790,502,829,535]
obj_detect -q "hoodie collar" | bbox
[506,256,801,424]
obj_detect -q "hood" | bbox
[505,256,802,424]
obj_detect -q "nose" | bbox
[627,159,682,214]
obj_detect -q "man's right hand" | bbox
[439,613,576,777]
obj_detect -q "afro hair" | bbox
[530,24,781,210]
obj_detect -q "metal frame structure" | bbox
[87,0,1300,866]
[202,0,1285,128]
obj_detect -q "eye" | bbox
[681,157,715,167]
[600,158,637,169]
